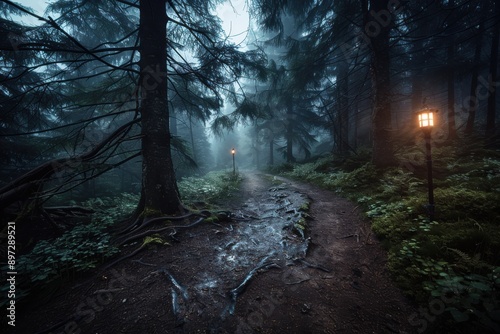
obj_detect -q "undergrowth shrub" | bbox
[178,170,242,204]
[273,143,500,332]
[3,171,242,306]
[283,157,379,194]
[378,168,423,199]
[266,162,294,174]
[1,193,139,307]
[323,163,379,193]
[332,147,373,171]
[284,156,333,183]
[443,157,500,192]
[434,187,500,222]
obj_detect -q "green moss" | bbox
[141,207,162,218]
[203,215,220,224]
[142,234,170,247]
[299,201,310,212]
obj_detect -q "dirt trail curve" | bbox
[16,171,418,334]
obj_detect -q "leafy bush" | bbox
[443,157,500,192]
[434,187,500,222]
[378,168,423,199]
[178,170,241,204]
[1,193,139,307]
[266,162,295,174]
[323,163,379,193]
[283,157,379,194]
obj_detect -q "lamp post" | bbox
[231,148,236,175]
[417,108,436,221]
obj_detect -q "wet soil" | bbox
[15,171,418,333]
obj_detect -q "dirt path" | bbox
[16,171,418,333]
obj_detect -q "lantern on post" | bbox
[231,148,236,175]
[418,108,435,128]
[417,108,437,221]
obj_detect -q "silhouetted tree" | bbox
[0,0,265,223]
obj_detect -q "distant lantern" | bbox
[417,108,436,128]
[231,147,236,175]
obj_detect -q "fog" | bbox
[2,0,499,201]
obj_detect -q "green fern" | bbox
[447,248,492,271]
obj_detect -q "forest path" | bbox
[17,171,418,334]
[226,171,418,333]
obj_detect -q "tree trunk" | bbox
[138,0,181,215]
[189,114,197,162]
[269,139,274,165]
[337,60,350,155]
[447,41,457,139]
[411,36,424,113]
[286,101,295,162]
[170,108,178,136]
[486,1,499,138]
[367,0,396,168]
[464,22,484,135]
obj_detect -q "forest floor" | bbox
[17,171,419,333]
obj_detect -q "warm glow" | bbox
[418,109,435,128]
[231,148,236,155]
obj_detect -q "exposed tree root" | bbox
[102,242,149,271]
[157,268,189,326]
[118,211,196,236]
[116,216,206,246]
[105,208,241,273]
[44,206,95,216]
[226,256,278,315]
[285,278,310,285]
[296,258,331,273]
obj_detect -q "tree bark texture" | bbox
[286,100,295,163]
[486,1,499,138]
[464,21,484,135]
[447,35,457,139]
[139,0,181,215]
[367,0,396,168]
[336,60,350,155]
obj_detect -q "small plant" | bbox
[178,170,242,204]
[409,216,439,233]
[299,201,310,212]
[422,267,500,331]
[0,193,138,306]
